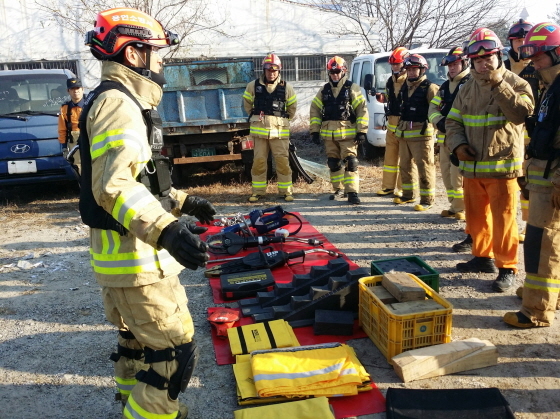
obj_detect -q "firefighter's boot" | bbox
[452,234,472,253]
[329,189,344,200]
[348,192,361,205]
[492,268,515,292]
[503,311,541,328]
[176,402,188,419]
[456,256,498,273]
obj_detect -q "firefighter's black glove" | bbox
[181,196,216,225]
[354,133,367,145]
[311,132,322,145]
[158,220,209,270]
[436,118,446,133]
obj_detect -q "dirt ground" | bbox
[0,155,559,419]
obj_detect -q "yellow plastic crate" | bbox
[358,275,453,363]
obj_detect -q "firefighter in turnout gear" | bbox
[243,54,298,202]
[446,28,534,293]
[393,54,439,211]
[310,56,369,205]
[504,22,560,327]
[504,19,542,243]
[83,8,217,419]
[376,47,409,198]
[428,47,471,220]
[58,77,84,170]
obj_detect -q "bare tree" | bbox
[549,4,560,25]
[308,0,518,52]
[34,0,231,58]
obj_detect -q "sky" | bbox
[521,0,558,23]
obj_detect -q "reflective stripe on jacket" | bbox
[446,64,534,179]
[524,63,560,192]
[87,61,187,287]
[243,75,297,139]
[309,74,369,141]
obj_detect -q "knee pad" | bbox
[327,157,342,172]
[136,340,200,400]
[345,156,359,172]
[109,330,144,362]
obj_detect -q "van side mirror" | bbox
[364,74,376,95]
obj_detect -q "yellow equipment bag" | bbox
[250,343,369,398]
[227,319,299,355]
[233,396,335,419]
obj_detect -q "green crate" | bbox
[370,255,439,292]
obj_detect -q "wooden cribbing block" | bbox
[370,285,399,304]
[391,338,498,382]
[382,272,426,302]
[387,300,444,316]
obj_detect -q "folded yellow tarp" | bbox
[233,396,335,419]
[227,319,299,355]
[250,343,370,398]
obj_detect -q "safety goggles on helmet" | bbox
[440,47,466,66]
[404,54,428,69]
[329,69,342,74]
[263,63,280,71]
[466,40,501,57]
[508,21,533,39]
[519,43,559,59]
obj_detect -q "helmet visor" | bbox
[508,23,532,39]
[440,54,463,66]
[467,40,501,56]
[519,43,557,59]
[263,63,280,71]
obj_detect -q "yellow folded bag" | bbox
[227,319,299,355]
[233,396,335,419]
[250,343,366,398]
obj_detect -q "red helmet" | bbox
[519,22,560,61]
[508,19,533,39]
[327,56,347,73]
[466,28,503,58]
[404,54,428,69]
[85,8,178,59]
[440,46,467,66]
[262,54,282,70]
[389,47,409,64]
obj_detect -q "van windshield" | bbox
[0,73,69,114]
[374,51,448,92]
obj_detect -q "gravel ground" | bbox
[0,161,558,419]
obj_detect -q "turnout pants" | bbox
[440,143,464,213]
[521,190,560,326]
[464,177,518,271]
[251,137,292,195]
[381,129,401,191]
[102,275,195,419]
[325,138,359,193]
[398,138,435,204]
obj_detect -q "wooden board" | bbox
[382,272,426,302]
[370,285,399,304]
[387,300,444,316]
[391,338,498,382]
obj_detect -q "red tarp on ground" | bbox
[202,213,385,417]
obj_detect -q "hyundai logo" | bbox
[10,144,30,154]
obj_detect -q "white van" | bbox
[349,49,448,157]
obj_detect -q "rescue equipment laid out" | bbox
[220,269,276,300]
[207,308,241,338]
[227,319,300,355]
[204,247,343,277]
[207,231,324,256]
